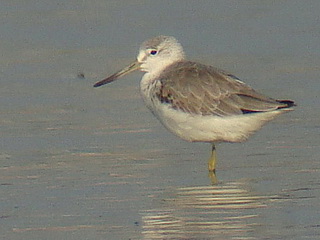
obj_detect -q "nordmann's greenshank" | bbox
[94,36,295,176]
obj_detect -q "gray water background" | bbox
[1,1,319,239]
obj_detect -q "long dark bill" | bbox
[93,61,140,87]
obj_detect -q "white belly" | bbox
[151,101,285,142]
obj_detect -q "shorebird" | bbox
[94,35,295,175]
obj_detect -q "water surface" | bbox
[0,1,319,239]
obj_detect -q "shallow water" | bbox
[1,1,319,239]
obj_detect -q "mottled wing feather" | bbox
[157,61,288,116]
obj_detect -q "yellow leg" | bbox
[208,144,217,172]
[208,144,218,184]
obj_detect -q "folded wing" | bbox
[156,61,294,116]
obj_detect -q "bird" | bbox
[94,35,295,177]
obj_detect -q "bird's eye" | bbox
[150,50,158,55]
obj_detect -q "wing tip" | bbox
[277,100,296,109]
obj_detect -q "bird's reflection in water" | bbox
[141,182,288,240]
